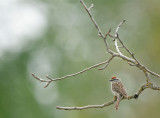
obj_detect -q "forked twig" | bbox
[32,58,113,87]
[98,55,114,70]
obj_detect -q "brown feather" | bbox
[112,81,127,98]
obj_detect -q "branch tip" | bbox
[105,28,112,38]
[32,73,35,77]
[88,4,94,11]
[46,75,52,80]
[44,82,50,88]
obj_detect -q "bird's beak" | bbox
[109,79,113,82]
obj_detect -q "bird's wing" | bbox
[112,82,127,97]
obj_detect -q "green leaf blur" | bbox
[0,0,160,118]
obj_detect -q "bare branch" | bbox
[80,0,114,54]
[110,20,160,80]
[56,100,115,110]
[128,83,160,99]
[116,20,126,34]
[88,4,94,11]
[104,28,111,39]
[98,55,114,70]
[32,0,160,111]
[114,20,125,56]
[128,62,138,66]
[44,81,51,88]
[112,20,140,64]
[143,71,150,83]
[80,0,104,38]
[47,60,112,80]
[115,39,123,55]
[56,83,160,110]
[117,36,139,64]
[32,59,112,87]
[32,73,49,82]
[143,66,160,78]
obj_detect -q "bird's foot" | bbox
[113,96,117,101]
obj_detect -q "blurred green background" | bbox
[0,0,160,118]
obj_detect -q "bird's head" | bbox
[109,76,119,83]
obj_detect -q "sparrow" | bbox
[109,76,128,110]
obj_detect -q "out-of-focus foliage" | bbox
[0,0,160,118]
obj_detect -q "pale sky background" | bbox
[0,0,47,56]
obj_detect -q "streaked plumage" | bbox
[112,81,127,98]
[110,76,128,110]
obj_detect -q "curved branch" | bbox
[32,57,114,88]
[56,84,160,110]
[56,100,115,110]
[114,20,125,56]
[98,55,114,70]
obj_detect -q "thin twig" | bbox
[56,100,116,110]
[114,20,126,56]
[88,4,94,11]
[80,0,104,38]
[143,71,150,83]
[98,55,114,70]
[47,60,112,81]
[32,59,112,87]
[143,66,160,78]
[32,73,49,82]
[80,0,115,54]
[117,35,139,64]
[104,28,111,39]
[116,20,126,34]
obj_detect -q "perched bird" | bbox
[109,76,128,110]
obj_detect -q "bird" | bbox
[109,76,128,110]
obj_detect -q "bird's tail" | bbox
[115,95,121,110]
